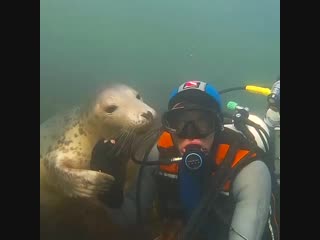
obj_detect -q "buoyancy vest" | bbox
[154,128,261,222]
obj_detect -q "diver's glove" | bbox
[91,138,128,208]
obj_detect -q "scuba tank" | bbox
[273,126,280,185]
[226,101,270,152]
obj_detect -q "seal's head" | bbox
[90,83,157,138]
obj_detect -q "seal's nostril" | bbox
[141,111,153,121]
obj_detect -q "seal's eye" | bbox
[104,105,118,113]
[136,94,142,100]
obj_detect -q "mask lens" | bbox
[162,109,216,138]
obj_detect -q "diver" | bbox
[104,80,280,240]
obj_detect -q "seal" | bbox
[40,83,156,203]
[40,83,157,240]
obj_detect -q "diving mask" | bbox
[162,108,217,139]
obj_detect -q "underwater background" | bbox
[40,0,280,122]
